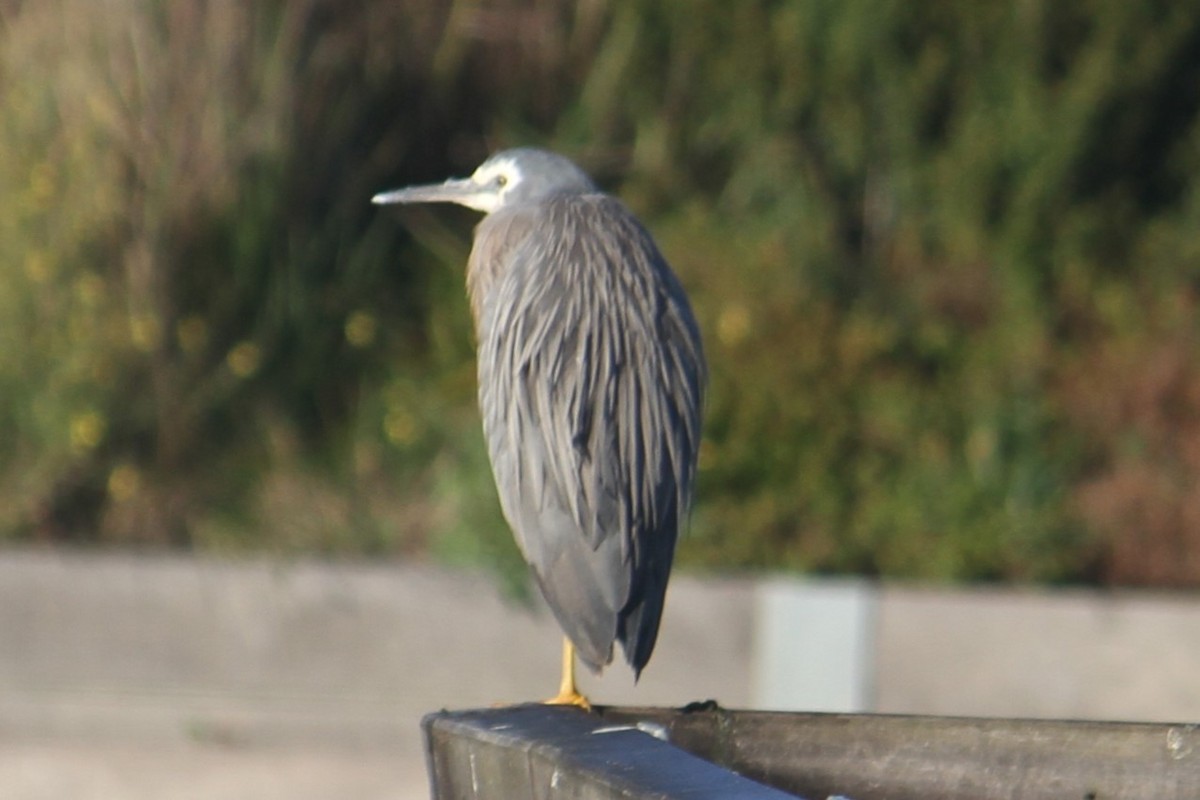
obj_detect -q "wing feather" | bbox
[470,194,705,673]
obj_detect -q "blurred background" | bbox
[3,0,1200,796]
[6,0,1200,587]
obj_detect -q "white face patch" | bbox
[463,158,523,212]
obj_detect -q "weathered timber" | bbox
[422,704,800,799]
[598,705,1200,800]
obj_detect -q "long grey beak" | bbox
[372,177,475,206]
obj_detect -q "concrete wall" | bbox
[1,549,1198,798]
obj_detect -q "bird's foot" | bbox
[543,688,592,711]
[544,637,592,710]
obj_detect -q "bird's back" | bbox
[469,193,705,675]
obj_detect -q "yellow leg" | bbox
[544,638,591,710]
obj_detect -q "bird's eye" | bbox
[495,175,508,188]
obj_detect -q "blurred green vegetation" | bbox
[3,0,1200,587]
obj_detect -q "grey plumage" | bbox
[374,148,705,677]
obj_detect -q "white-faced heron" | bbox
[373,148,706,707]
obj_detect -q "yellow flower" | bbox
[717,303,751,347]
[344,310,378,348]
[69,410,106,451]
[383,406,416,446]
[107,464,141,502]
[226,341,262,377]
[129,313,160,352]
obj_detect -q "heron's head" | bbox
[372,148,596,214]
